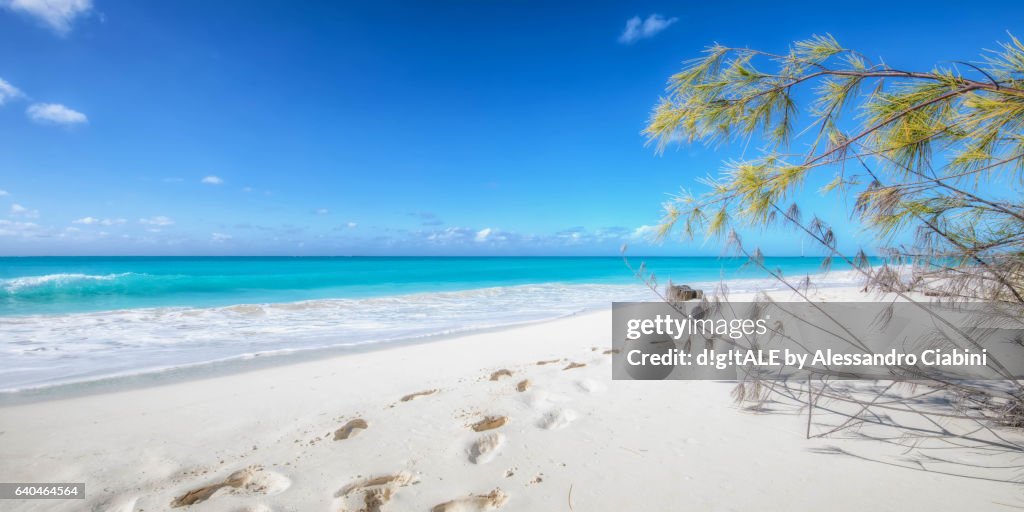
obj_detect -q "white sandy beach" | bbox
[1,286,1022,512]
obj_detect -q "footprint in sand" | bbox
[334,471,417,512]
[515,379,530,392]
[563,362,586,370]
[489,369,513,381]
[470,415,507,432]
[400,389,439,402]
[538,409,577,430]
[334,418,368,440]
[575,379,605,393]
[522,389,570,409]
[431,489,508,512]
[171,465,290,508]
[468,432,506,464]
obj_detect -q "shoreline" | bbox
[0,270,867,397]
[0,308,607,405]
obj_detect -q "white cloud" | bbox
[73,216,125,226]
[9,203,38,218]
[211,232,232,242]
[314,208,329,215]
[631,224,659,240]
[0,78,23,105]
[0,189,8,197]
[556,228,584,244]
[618,14,678,44]
[26,103,87,125]
[3,0,93,35]
[592,226,631,241]
[425,226,475,244]
[0,219,39,237]
[201,175,224,185]
[241,186,253,193]
[139,215,174,226]
[346,221,358,229]
[415,226,519,246]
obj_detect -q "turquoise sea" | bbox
[0,256,865,392]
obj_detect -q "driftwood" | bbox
[666,282,703,301]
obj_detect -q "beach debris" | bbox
[536,359,561,366]
[563,362,586,371]
[471,415,508,432]
[602,348,620,355]
[515,379,530,392]
[469,432,506,464]
[334,418,368,440]
[400,389,438,402]
[431,489,509,512]
[666,282,704,301]
[489,369,513,381]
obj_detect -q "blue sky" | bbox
[0,0,1019,256]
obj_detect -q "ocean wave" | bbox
[1,272,136,293]
[0,271,294,311]
[0,271,331,303]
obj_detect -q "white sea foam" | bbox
[0,271,863,392]
[0,272,132,292]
